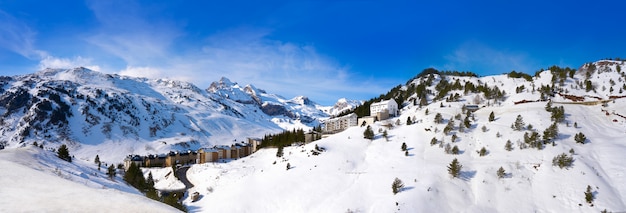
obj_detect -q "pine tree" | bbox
[481,125,488,132]
[276,146,284,158]
[286,163,291,170]
[575,132,587,144]
[479,147,487,156]
[383,130,389,141]
[107,164,116,180]
[430,137,438,146]
[57,144,71,162]
[425,108,429,115]
[489,111,495,122]
[405,150,409,156]
[146,172,155,187]
[98,161,102,171]
[444,120,454,135]
[406,117,413,125]
[363,125,375,140]
[94,155,100,164]
[434,113,443,124]
[392,177,404,195]
[463,116,471,129]
[497,167,506,179]
[505,140,513,151]
[401,142,407,151]
[451,134,457,142]
[451,145,459,155]
[513,115,525,131]
[584,185,594,204]
[447,158,462,178]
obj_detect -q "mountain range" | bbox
[0,68,358,162]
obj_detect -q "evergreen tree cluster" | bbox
[507,70,533,82]
[552,153,574,169]
[546,105,565,123]
[542,122,559,143]
[259,129,306,148]
[124,163,151,191]
[523,131,543,150]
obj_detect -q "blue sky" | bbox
[1,0,625,105]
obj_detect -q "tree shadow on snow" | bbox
[401,186,415,192]
[459,170,477,181]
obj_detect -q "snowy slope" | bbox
[0,146,180,213]
[184,99,626,213]
[183,60,626,212]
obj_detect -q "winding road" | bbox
[176,166,194,189]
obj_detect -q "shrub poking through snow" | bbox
[392,177,404,194]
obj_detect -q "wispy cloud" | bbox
[0,10,44,59]
[441,41,538,75]
[85,0,181,66]
[0,10,100,71]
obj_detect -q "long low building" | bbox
[124,138,262,170]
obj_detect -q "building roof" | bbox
[371,99,397,107]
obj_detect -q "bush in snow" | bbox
[430,137,438,146]
[434,113,443,124]
[497,167,506,179]
[481,125,488,132]
[505,140,513,151]
[478,147,487,156]
[401,142,407,151]
[392,177,405,194]
[489,111,495,122]
[286,163,291,170]
[363,125,375,140]
[552,153,574,169]
[451,145,460,155]
[575,132,587,144]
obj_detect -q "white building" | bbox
[370,99,398,117]
[322,113,357,133]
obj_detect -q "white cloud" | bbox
[118,66,166,79]
[38,55,100,71]
[442,41,537,74]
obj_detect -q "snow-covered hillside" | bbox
[0,146,180,212]
[0,68,331,162]
[182,60,626,212]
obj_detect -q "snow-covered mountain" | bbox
[181,60,626,212]
[318,98,363,116]
[207,77,329,129]
[0,68,330,162]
